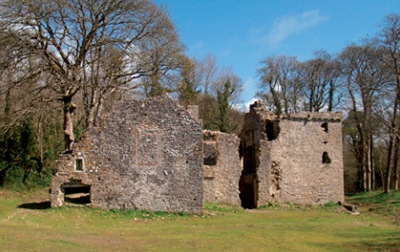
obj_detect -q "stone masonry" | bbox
[239,101,344,208]
[51,95,204,214]
[51,95,345,213]
[203,130,241,205]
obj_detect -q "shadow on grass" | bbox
[327,232,400,251]
[18,201,51,209]
[357,236,400,251]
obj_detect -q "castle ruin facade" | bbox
[51,97,344,213]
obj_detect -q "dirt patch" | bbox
[245,209,272,213]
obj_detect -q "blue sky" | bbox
[154,0,400,108]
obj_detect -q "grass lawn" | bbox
[0,189,399,251]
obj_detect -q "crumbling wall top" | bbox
[203,130,223,139]
[278,111,343,122]
[249,100,266,111]
[249,100,343,122]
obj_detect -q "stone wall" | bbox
[51,95,204,214]
[51,96,344,212]
[203,130,242,205]
[239,101,344,208]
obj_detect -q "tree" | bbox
[198,54,218,95]
[177,56,201,107]
[339,42,391,191]
[217,81,232,133]
[189,54,244,134]
[257,55,301,115]
[213,68,243,133]
[379,13,400,192]
[140,25,186,98]
[0,0,180,151]
[298,50,341,112]
[342,111,364,191]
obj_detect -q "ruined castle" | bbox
[51,95,344,214]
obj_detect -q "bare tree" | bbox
[198,53,218,95]
[0,0,180,151]
[379,14,400,192]
[257,55,302,115]
[339,42,391,191]
[140,25,186,98]
[189,54,243,132]
[212,67,243,105]
[298,50,341,112]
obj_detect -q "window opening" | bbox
[321,122,328,132]
[203,141,217,166]
[265,120,280,141]
[75,158,83,171]
[322,152,331,164]
[204,155,217,166]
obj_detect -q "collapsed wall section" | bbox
[51,95,204,214]
[203,130,241,205]
[239,101,271,208]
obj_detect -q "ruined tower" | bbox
[239,101,344,208]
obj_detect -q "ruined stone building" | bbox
[203,130,242,205]
[239,101,344,208]
[51,95,344,213]
[51,95,204,214]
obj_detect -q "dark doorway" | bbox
[62,180,91,205]
[239,145,258,209]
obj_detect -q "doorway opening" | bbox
[239,145,259,209]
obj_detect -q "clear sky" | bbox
[154,0,400,108]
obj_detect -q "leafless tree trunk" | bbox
[370,134,375,190]
[393,135,400,190]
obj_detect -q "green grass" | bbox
[347,190,400,223]
[1,189,400,251]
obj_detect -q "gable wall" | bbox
[51,95,204,214]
